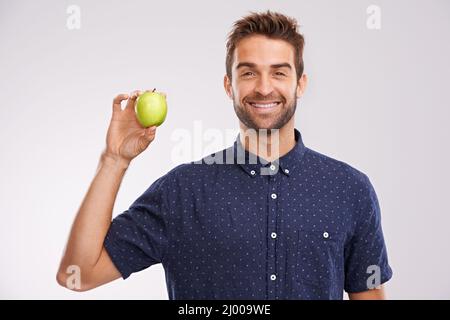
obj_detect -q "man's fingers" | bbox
[114,89,164,113]
[125,90,142,110]
[112,94,129,112]
[144,126,157,140]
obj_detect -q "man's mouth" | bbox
[246,101,282,109]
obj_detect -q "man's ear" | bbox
[224,74,233,99]
[296,73,308,98]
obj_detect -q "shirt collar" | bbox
[232,128,307,177]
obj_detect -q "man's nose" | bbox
[254,74,274,97]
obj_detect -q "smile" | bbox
[246,101,281,109]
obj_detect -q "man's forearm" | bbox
[348,286,386,300]
[58,152,130,274]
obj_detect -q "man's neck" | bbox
[239,120,296,163]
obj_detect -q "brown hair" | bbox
[226,10,305,82]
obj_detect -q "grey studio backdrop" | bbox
[0,0,449,299]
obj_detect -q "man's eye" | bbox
[241,71,286,77]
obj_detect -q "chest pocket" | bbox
[296,228,346,289]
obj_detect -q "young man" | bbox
[57,10,392,300]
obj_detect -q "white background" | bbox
[1,0,449,299]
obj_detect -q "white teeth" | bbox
[249,102,279,108]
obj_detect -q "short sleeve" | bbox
[104,175,170,280]
[344,174,393,293]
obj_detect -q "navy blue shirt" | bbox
[104,128,393,299]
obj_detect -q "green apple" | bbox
[135,90,168,127]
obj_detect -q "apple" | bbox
[135,89,168,127]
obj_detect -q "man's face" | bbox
[224,34,307,131]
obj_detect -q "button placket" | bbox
[267,173,279,299]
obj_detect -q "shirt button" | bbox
[323,231,329,239]
[270,274,277,281]
[250,170,256,175]
[284,169,289,174]
[271,193,277,199]
[271,232,277,239]
[270,164,276,171]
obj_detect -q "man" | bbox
[57,10,392,300]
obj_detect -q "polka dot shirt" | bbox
[104,128,393,299]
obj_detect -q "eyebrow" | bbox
[236,62,292,70]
